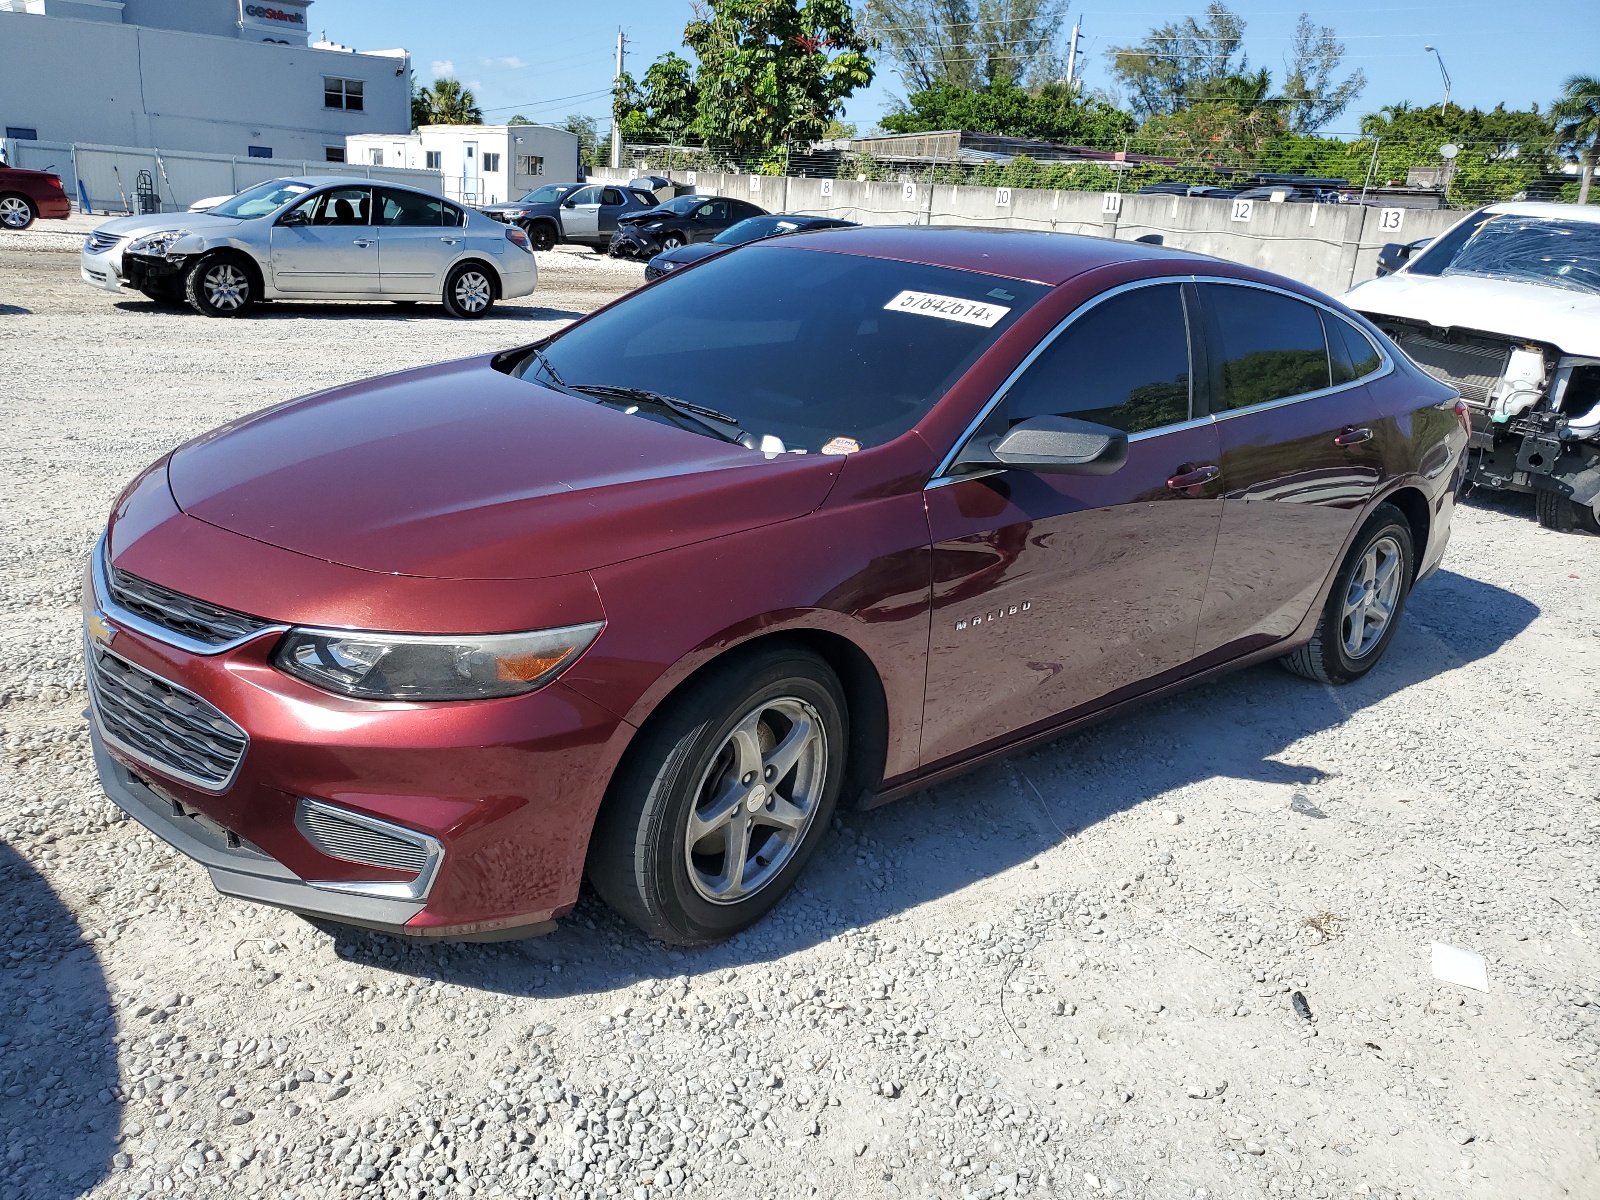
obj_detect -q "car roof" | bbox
[1481,200,1600,224]
[771,226,1212,285]
[284,175,448,198]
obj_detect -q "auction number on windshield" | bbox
[884,290,1011,328]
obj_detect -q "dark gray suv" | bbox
[480,183,657,251]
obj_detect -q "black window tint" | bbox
[440,203,464,227]
[1204,284,1331,411]
[1323,312,1382,384]
[1004,284,1192,434]
[376,188,444,226]
[601,188,624,206]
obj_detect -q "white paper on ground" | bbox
[1431,942,1490,993]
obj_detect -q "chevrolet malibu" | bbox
[85,228,1468,945]
[80,176,536,318]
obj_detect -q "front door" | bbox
[560,185,602,243]
[374,187,460,295]
[921,281,1224,766]
[268,185,378,294]
[1192,282,1387,657]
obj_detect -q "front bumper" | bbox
[80,246,127,292]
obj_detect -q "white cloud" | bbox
[486,55,527,69]
[430,59,456,79]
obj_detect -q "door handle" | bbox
[1334,426,1373,447]
[440,237,460,245]
[1167,464,1220,492]
[352,238,373,248]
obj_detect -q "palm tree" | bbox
[1551,74,1600,204]
[1359,101,1413,138]
[416,77,484,127]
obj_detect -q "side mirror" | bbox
[953,415,1128,476]
[278,208,310,227]
[563,199,576,208]
[1376,241,1410,276]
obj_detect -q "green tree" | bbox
[415,77,483,126]
[1136,70,1286,166]
[1279,14,1365,133]
[410,82,431,130]
[507,114,532,125]
[558,113,602,168]
[685,0,874,156]
[1108,2,1247,119]
[880,79,1134,144]
[1551,74,1600,204]
[862,0,1066,92]
[613,52,701,144]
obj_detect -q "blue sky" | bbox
[327,0,1597,138]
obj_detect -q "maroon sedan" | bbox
[84,228,1468,945]
[0,165,72,229]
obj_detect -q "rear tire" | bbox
[1280,504,1415,685]
[588,646,848,945]
[442,261,495,318]
[184,252,255,317]
[0,193,36,230]
[1535,487,1600,534]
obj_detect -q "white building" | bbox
[0,0,410,161]
[346,125,582,207]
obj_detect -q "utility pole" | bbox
[610,28,625,170]
[1063,21,1081,92]
[1423,45,1452,114]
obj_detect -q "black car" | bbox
[1136,182,1239,199]
[644,213,860,281]
[609,195,766,258]
[480,183,657,251]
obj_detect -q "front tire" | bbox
[524,221,557,251]
[1281,504,1415,685]
[442,261,495,318]
[0,193,36,230]
[184,253,254,317]
[1535,487,1600,534]
[660,232,687,251]
[588,646,848,945]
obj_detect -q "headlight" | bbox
[273,622,604,701]
[127,229,192,257]
[644,221,665,231]
[659,260,681,271]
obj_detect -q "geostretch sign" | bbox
[240,1,309,31]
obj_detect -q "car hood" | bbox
[87,210,250,240]
[165,355,844,581]
[482,202,558,215]
[653,243,725,269]
[1346,271,1600,357]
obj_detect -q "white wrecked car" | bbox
[1346,201,1600,532]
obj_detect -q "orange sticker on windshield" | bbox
[821,437,861,456]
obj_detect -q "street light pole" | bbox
[1423,45,1452,114]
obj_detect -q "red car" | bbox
[84,228,1468,945]
[0,165,71,229]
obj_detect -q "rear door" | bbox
[268,185,378,294]
[560,185,602,243]
[374,187,458,295]
[1192,281,1388,657]
[920,281,1224,766]
[595,187,630,240]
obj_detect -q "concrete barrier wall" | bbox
[592,165,1464,295]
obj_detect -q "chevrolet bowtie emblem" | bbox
[87,609,117,647]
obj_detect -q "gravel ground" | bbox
[2,223,1598,1200]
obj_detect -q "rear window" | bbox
[513,244,1048,453]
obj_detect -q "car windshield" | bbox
[657,196,704,215]
[1439,215,1600,295]
[510,244,1048,453]
[713,216,805,247]
[207,180,311,219]
[517,185,569,204]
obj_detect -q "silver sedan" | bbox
[80,176,537,318]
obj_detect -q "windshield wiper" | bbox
[523,344,570,390]
[569,383,750,445]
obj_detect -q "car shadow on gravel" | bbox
[108,300,584,322]
[0,841,119,1200]
[321,567,1538,1000]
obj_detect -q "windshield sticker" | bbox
[884,290,1011,327]
[821,436,861,455]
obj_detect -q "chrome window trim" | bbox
[85,639,250,795]
[298,798,445,902]
[927,273,1395,487]
[92,533,288,657]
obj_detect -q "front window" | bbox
[324,77,364,111]
[207,179,311,219]
[509,244,1048,454]
[1438,215,1600,295]
[517,185,567,204]
[286,186,371,226]
[565,185,601,205]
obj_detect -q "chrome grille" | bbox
[88,646,248,791]
[297,803,430,873]
[1394,333,1508,407]
[109,566,271,647]
[84,230,122,253]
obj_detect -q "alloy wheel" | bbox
[453,270,491,313]
[202,263,248,310]
[684,697,827,904]
[1340,533,1403,659]
[0,197,32,228]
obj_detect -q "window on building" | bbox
[324,78,365,111]
[517,154,544,176]
[483,152,501,173]
[368,149,384,166]
[5,127,39,141]
[425,150,442,170]
[247,146,273,159]
[324,147,346,163]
